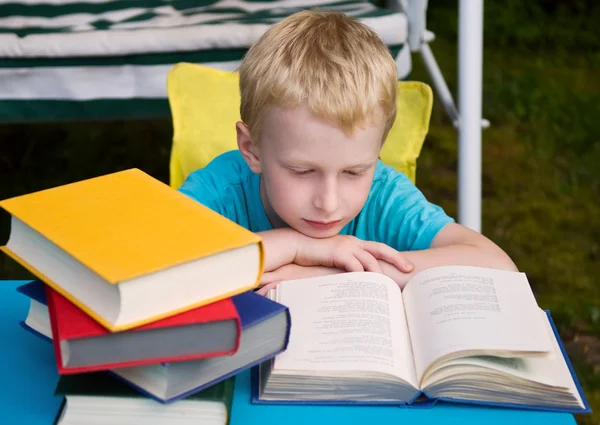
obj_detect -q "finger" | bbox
[362,241,413,272]
[352,250,382,273]
[333,252,365,272]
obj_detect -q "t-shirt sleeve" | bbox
[369,171,455,251]
[175,151,263,231]
[178,168,229,217]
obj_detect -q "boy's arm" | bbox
[257,229,301,272]
[388,223,518,288]
[258,224,517,291]
[256,263,345,295]
[362,170,518,289]
[258,228,414,275]
[257,261,406,293]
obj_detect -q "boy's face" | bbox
[239,105,385,238]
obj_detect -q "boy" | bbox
[179,11,517,294]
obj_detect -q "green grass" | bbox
[1,0,599,423]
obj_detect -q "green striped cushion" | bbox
[0,0,406,58]
[0,0,408,122]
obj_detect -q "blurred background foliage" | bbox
[1,0,599,423]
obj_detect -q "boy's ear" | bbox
[236,121,262,174]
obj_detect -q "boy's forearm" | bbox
[258,229,412,275]
[414,243,516,271]
[256,263,344,296]
[257,224,516,290]
[262,262,406,288]
[257,229,302,272]
[261,263,345,285]
[380,223,519,289]
[400,223,517,282]
[371,244,517,290]
[395,243,518,287]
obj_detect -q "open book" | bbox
[256,266,590,413]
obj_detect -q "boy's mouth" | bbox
[303,219,341,230]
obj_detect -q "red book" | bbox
[46,286,241,374]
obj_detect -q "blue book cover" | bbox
[17,280,53,343]
[251,311,590,414]
[141,290,291,403]
[16,279,47,304]
[17,280,291,403]
[19,320,52,342]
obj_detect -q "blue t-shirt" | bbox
[179,151,454,251]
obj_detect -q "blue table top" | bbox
[0,280,578,425]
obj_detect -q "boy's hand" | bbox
[261,263,343,286]
[378,259,414,290]
[256,264,344,296]
[295,234,413,274]
[256,259,414,297]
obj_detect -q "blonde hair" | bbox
[239,10,398,143]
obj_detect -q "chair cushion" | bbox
[0,0,409,122]
[168,63,432,188]
[0,0,406,58]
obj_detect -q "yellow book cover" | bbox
[0,169,264,331]
[1,168,262,282]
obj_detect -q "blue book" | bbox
[17,280,53,342]
[250,269,591,414]
[17,280,291,403]
[16,279,47,304]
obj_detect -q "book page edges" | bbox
[420,311,590,414]
[56,346,240,375]
[1,245,117,330]
[1,245,257,332]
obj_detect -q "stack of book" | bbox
[1,169,291,425]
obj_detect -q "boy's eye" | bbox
[290,169,313,175]
[344,170,366,177]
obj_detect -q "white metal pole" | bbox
[420,42,460,128]
[458,0,483,232]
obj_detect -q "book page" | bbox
[422,311,583,407]
[402,266,551,384]
[271,272,418,388]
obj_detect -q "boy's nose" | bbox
[313,180,339,214]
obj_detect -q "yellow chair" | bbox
[167,63,433,189]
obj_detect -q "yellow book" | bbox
[1,168,264,332]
